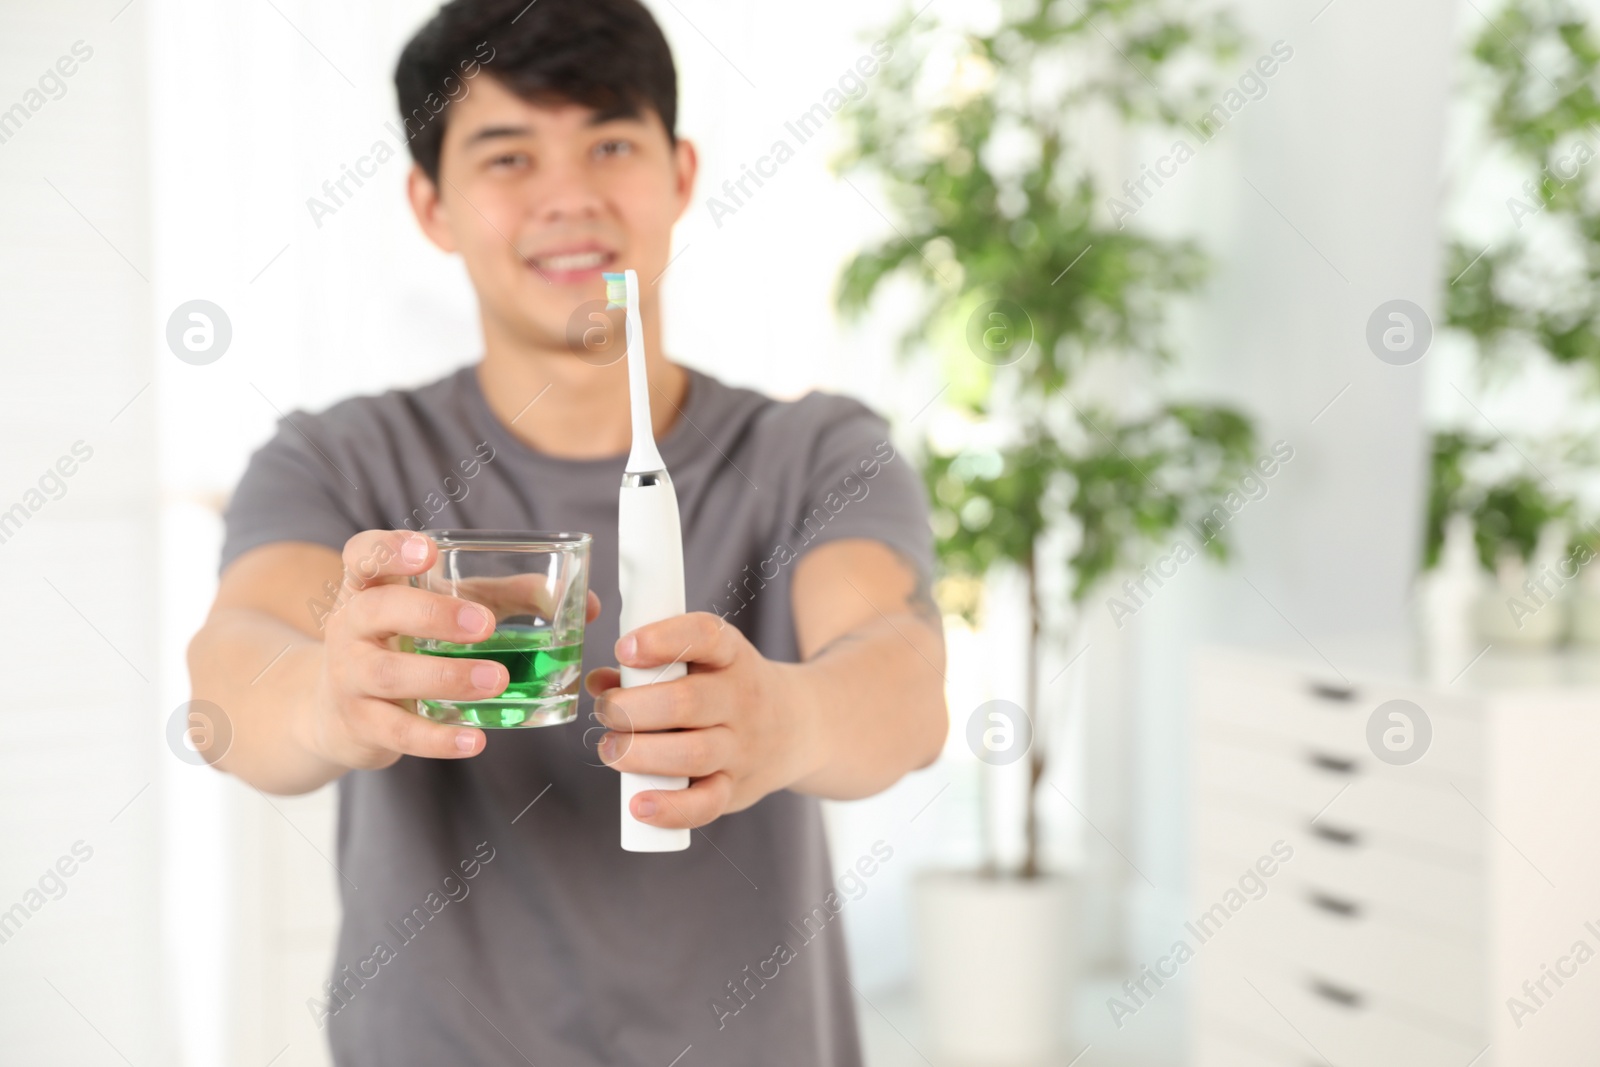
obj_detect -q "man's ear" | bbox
[672,138,699,223]
[407,164,458,254]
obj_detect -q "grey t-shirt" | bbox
[219,362,934,1067]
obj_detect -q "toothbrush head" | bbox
[603,272,628,309]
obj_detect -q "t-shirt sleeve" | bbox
[787,396,935,582]
[218,415,368,575]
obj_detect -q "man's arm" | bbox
[784,538,948,798]
[586,537,949,826]
[187,541,350,794]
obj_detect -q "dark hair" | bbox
[394,0,678,183]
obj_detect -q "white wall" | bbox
[0,1,163,1061]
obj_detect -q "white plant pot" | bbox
[1571,594,1600,646]
[1474,586,1565,649]
[914,871,1075,1065]
[1472,534,1579,649]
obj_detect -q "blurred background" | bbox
[5,0,1600,1063]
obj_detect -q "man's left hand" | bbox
[583,612,817,829]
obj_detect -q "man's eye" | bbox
[489,152,529,169]
[594,140,633,159]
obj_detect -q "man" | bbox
[186,0,947,1063]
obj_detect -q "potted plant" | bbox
[1568,524,1600,644]
[1433,0,1600,649]
[835,1,1255,1059]
[1422,432,1575,648]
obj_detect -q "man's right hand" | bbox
[309,530,607,769]
[302,530,508,769]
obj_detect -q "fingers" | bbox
[319,530,509,769]
[340,583,495,644]
[350,645,508,703]
[584,667,621,695]
[629,772,734,829]
[327,644,503,766]
[344,696,486,763]
[341,530,435,588]
[599,724,734,778]
[586,589,602,623]
[616,612,740,672]
[590,674,720,732]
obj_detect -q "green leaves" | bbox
[924,403,1256,618]
[925,443,1049,602]
[1431,0,1600,576]
[1474,0,1600,162]
[837,0,1257,608]
[1423,431,1575,571]
[1473,476,1572,570]
[1447,0,1600,385]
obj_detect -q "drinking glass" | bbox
[406,530,592,728]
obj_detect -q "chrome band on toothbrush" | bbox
[621,470,671,489]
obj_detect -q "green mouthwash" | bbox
[416,625,583,729]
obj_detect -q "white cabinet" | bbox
[1188,644,1600,1066]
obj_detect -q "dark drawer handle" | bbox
[1308,681,1356,702]
[1310,822,1361,847]
[1310,978,1364,1010]
[1307,751,1358,775]
[1308,891,1362,919]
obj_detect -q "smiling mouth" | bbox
[527,249,616,277]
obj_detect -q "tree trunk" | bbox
[1021,550,1044,879]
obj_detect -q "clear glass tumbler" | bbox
[406,530,592,729]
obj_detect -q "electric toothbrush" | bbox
[605,269,691,853]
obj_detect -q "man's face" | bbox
[410,76,695,352]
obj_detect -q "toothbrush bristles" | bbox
[603,272,628,309]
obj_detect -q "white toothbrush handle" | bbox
[617,478,691,852]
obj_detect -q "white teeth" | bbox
[536,251,608,271]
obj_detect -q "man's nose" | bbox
[534,159,605,224]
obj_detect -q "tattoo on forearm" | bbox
[888,546,942,627]
[809,629,868,661]
[805,545,942,661]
